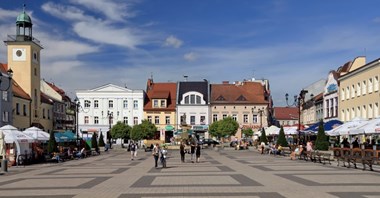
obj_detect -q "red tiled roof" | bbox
[46,81,66,95]
[144,80,177,111]
[210,81,268,104]
[273,107,299,120]
[12,80,31,100]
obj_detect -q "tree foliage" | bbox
[111,121,131,142]
[208,117,239,139]
[315,120,329,150]
[130,119,157,140]
[98,132,105,147]
[242,128,253,138]
[260,127,268,144]
[91,133,99,149]
[47,131,58,153]
[276,126,289,147]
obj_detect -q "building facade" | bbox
[0,64,13,126]
[75,84,145,143]
[339,57,380,122]
[210,80,269,139]
[144,78,177,142]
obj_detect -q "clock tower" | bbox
[4,5,43,125]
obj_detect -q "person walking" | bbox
[152,143,160,168]
[180,142,185,163]
[190,143,196,163]
[130,142,137,160]
[196,143,201,163]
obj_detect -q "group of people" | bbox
[151,143,168,168]
[179,142,201,163]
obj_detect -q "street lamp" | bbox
[285,89,312,145]
[107,111,113,148]
[251,107,266,131]
[0,69,13,91]
[74,97,80,147]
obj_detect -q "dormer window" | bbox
[182,92,204,104]
[153,100,158,108]
[161,100,166,108]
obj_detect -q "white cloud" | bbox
[42,2,91,22]
[69,0,136,22]
[184,52,197,61]
[164,35,183,48]
[0,8,19,22]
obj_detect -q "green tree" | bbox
[209,117,239,140]
[315,120,329,150]
[111,121,131,146]
[98,132,105,147]
[91,133,99,150]
[260,127,268,144]
[47,131,58,153]
[276,126,289,147]
[130,120,157,141]
[242,128,253,138]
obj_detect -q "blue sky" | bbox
[1,0,380,106]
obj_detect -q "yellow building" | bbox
[144,78,177,142]
[339,57,380,121]
[4,7,44,129]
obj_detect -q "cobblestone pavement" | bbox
[0,148,380,198]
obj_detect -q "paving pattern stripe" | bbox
[250,165,340,172]
[0,177,111,190]
[130,174,262,188]
[329,192,380,198]
[0,196,75,198]
[39,168,129,175]
[118,192,285,198]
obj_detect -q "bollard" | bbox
[1,159,8,172]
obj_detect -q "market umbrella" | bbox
[24,127,50,142]
[330,117,368,136]
[350,116,380,134]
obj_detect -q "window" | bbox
[109,100,113,108]
[47,109,50,119]
[330,98,334,117]
[94,100,99,108]
[133,100,138,109]
[200,116,205,124]
[362,80,367,95]
[222,114,227,119]
[161,100,166,108]
[351,84,355,98]
[334,97,338,117]
[232,114,237,121]
[94,116,99,124]
[190,116,195,125]
[253,115,258,123]
[369,78,373,93]
[357,82,361,96]
[148,116,152,123]
[2,112,8,122]
[84,100,91,108]
[123,117,128,124]
[84,116,89,124]
[346,86,350,99]
[341,88,345,100]
[341,110,345,122]
[123,100,128,108]
[362,105,367,119]
[185,96,189,104]
[133,117,138,125]
[2,91,7,101]
[213,114,218,122]
[155,116,159,124]
[23,104,27,116]
[243,114,248,123]
[190,95,195,104]
[351,107,355,120]
[375,76,379,92]
[369,104,373,118]
[165,116,170,124]
[153,100,158,108]
[196,96,201,104]
[43,109,46,119]
[16,103,20,115]
[375,103,379,118]
[357,106,361,118]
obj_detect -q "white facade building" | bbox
[75,84,144,143]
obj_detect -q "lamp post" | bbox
[107,111,113,149]
[285,89,310,145]
[74,97,80,147]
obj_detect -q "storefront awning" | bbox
[165,125,174,131]
[192,125,208,131]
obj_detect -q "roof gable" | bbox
[210,81,267,104]
[90,84,132,92]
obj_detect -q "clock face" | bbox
[12,48,26,61]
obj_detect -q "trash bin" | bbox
[1,159,8,172]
